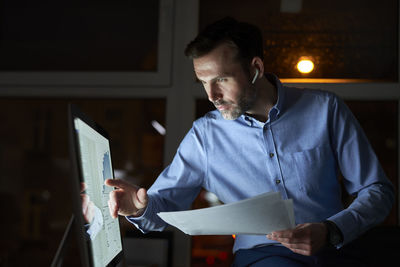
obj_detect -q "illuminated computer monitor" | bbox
[58,104,124,267]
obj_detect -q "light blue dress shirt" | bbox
[128,73,394,253]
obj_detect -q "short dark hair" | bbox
[184,17,264,68]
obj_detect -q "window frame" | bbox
[0,0,174,95]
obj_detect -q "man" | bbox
[105,17,394,266]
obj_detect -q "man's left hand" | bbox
[267,223,328,256]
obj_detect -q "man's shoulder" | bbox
[194,109,221,124]
[192,109,245,132]
[284,86,338,105]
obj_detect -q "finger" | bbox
[105,178,134,190]
[267,230,305,245]
[108,190,119,219]
[268,230,293,241]
[280,241,310,250]
[135,188,148,209]
[80,183,87,193]
[281,242,312,256]
[271,228,296,238]
[269,236,304,244]
[113,200,119,218]
[270,224,307,239]
[81,194,89,211]
[82,197,90,223]
[108,199,115,219]
[82,201,89,217]
[87,202,95,222]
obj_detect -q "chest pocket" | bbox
[291,145,336,193]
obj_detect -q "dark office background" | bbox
[0,0,399,266]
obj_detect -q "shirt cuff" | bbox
[125,195,154,233]
[326,210,356,248]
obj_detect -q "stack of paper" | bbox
[157,191,295,235]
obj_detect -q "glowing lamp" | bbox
[296,58,314,74]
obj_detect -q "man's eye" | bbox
[217,78,226,82]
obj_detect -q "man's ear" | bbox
[251,57,264,82]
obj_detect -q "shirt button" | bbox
[269,153,274,158]
[275,179,281,184]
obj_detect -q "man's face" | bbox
[193,44,257,120]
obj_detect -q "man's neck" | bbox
[246,77,277,123]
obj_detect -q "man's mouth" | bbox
[216,104,228,111]
[214,101,230,111]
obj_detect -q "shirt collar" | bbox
[266,72,285,118]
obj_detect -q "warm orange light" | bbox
[232,234,236,239]
[297,58,314,74]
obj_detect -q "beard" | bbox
[213,85,258,120]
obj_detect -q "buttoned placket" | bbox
[263,121,288,200]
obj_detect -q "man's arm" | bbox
[327,95,394,244]
[105,121,207,233]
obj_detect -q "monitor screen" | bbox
[69,104,123,267]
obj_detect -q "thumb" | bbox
[135,188,148,208]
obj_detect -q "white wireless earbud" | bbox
[251,69,259,84]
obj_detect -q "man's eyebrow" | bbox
[195,76,219,84]
[195,72,234,84]
[218,72,234,78]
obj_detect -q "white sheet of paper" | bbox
[157,192,295,235]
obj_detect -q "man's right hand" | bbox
[104,179,148,219]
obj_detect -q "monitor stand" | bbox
[51,214,75,267]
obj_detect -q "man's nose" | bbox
[207,84,223,102]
